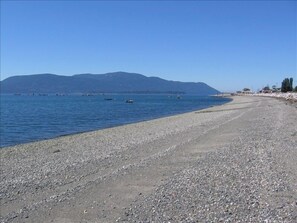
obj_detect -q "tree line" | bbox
[281,78,297,92]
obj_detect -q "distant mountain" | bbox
[0,72,219,95]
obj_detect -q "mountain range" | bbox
[0,72,219,95]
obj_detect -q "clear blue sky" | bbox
[1,1,296,92]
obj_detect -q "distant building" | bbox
[272,87,281,93]
[242,88,252,94]
[260,86,272,93]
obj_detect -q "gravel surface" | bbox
[1,96,296,222]
[253,92,297,102]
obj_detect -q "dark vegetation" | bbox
[281,77,294,92]
[0,72,219,95]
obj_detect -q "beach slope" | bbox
[1,96,296,222]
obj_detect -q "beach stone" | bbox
[0,96,296,223]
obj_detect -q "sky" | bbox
[0,1,296,92]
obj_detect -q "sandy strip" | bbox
[0,96,296,222]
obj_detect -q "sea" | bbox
[0,94,231,148]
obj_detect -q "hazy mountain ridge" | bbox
[0,72,219,95]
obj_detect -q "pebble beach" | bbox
[253,92,297,102]
[1,96,296,222]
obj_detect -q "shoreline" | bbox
[1,96,296,222]
[0,97,232,149]
[240,92,297,102]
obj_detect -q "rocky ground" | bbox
[253,92,297,102]
[1,96,296,223]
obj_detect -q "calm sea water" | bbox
[0,94,231,148]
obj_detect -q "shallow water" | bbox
[0,94,231,147]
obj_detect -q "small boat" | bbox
[82,93,94,96]
[126,99,134,103]
[104,98,113,101]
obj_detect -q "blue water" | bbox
[0,94,231,148]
